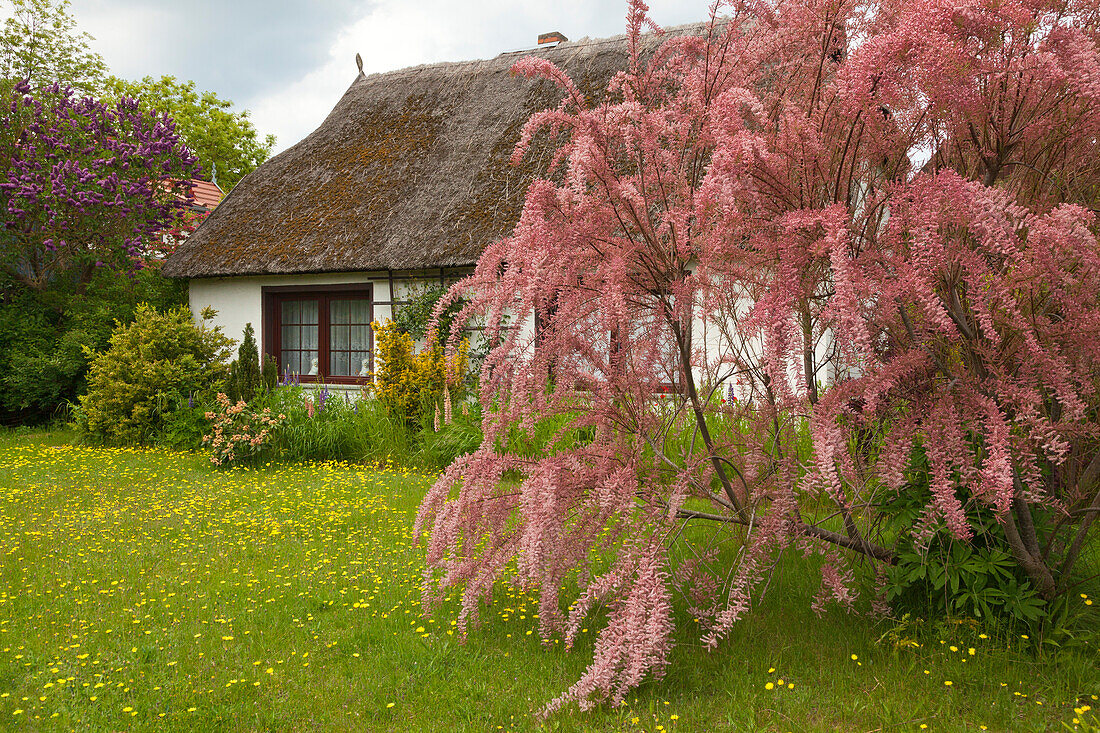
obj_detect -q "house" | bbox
[152,178,225,260]
[185,179,225,213]
[161,29,666,392]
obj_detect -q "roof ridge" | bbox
[351,20,711,86]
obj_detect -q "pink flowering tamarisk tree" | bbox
[416,0,1100,711]
[0,80,199,292]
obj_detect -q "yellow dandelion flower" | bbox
[850,654,858,661]
[944,680,953,686]
[765,682,775,690]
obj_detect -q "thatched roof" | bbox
[164,27,691,279]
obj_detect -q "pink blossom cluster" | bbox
[202,393,284,466]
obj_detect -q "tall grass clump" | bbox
[244,385,415,465]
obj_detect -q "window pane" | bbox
[301,300,318,324]
[349,299,370,323]
[331,351,349,376]
[279,351,297,376]
[352,350,370,375]
[331,299,349,325]
[350,324,369,350]
[281,300,299,324]
[330,324,349,353]
[303,323,318,351]
[281,325,299,351]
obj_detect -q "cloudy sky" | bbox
[71,0,712,157]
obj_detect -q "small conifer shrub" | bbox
[226,323,264,403]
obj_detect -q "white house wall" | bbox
[189,272,396,356]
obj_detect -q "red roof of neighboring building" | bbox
[188,179,224,209]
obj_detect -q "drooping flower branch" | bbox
[417,0,1100,711]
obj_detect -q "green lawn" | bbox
[0,431,1096,731]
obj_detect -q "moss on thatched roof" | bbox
[162,26,698,279]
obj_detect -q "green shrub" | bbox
[0,264,187,426]
[156,395,211,451]
[879,446,1048,626]
[261,353,278,393]
[392,283,467,342]
[75,304,233,444]
[225,323,264,403]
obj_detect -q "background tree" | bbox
[416,0,1100,712]
[0,79,197,423]
[106,75,276,191]
[0,0,106,93]
[0,80,199,291]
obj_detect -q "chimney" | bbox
[538,31,568,45]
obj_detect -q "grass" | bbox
[0,430,1096,731]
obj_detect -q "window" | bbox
[262,285,373,383]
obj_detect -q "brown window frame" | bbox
[261,283,373,385]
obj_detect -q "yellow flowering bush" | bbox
[371,319,467,423]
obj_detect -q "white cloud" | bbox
[76,1,174,79]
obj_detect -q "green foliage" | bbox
[420,400,483,468]
[0,0,106,93]
[75,304,233,444]
[104,75,275,191]
[156,399,209,451]
[0,265,187,425]
[393,284,467,343]
[261,353,278,393]
[225,323,264,404]
[879,447,1048,626]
